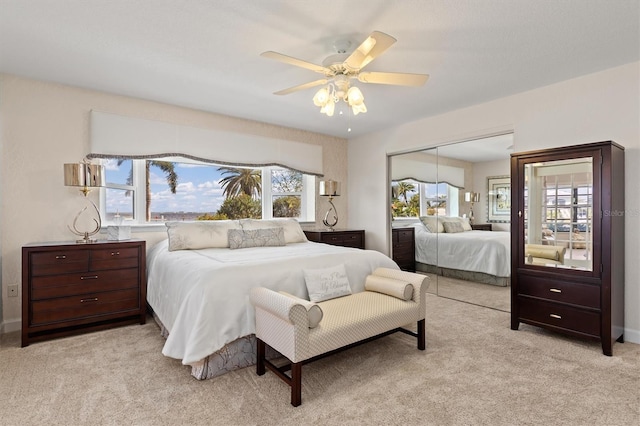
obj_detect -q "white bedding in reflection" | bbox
[413,224,510,277]
[146,239,398,365]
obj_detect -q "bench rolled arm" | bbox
[370,268,429,314]
[249,287,310,327]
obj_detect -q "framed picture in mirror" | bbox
[487,175,510,223]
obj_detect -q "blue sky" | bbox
[104,159,228,214]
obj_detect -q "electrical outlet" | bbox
[8,285,18,297]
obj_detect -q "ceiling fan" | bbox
[261,31,429,116]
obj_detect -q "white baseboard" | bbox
[623,327,640,345]
[1,318,21,334]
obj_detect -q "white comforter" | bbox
[146,240,398,365]
[413,224,510,277]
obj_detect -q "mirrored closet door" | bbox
[388,134,513,311]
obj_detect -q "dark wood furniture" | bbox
[392,227,415,271]
[471,223,492,231]
[303,229,365,249]
[22,239,146,347]
[510,141,624,356]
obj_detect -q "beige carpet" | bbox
[1,294,638,426]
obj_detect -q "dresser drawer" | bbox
[91,247,140,270]
[321,232,363,248]
[518,297,600,337]
[31,268,140,300]
[393,228,414,243]
[518,275,600,309]
[31,251,90,276]
[31,288,140,325]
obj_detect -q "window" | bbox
[391,179,455,218]
[100,159,315,224]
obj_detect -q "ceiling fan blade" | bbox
[358,71,429,87]
[273,79,328,95]
[344,31,397,71]
[261,51,331,74]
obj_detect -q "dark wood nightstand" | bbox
[471,224,492,231]
[22,239,146,346]
[392,227,415,271]
[303,229,365,249]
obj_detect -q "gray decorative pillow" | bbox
[419,216,443,233]
[228,228,286,250]
[443,221,465,233]
[303,263,352,302]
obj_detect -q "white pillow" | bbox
[166,220,240,251]
[239,218,308,243]
[303,263,352,302]
[228,228,286,249]
[278,291,323,328]
[419,216,443,233]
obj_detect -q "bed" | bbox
[146,220,398,380]
[412,220,511,286]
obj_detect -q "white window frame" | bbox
[100,159,315,226]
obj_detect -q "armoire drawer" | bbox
[518,275,600,309]
[518,296,600,337]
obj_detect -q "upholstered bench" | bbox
[249,267,429,406]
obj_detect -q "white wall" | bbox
[0,74,348,332]
[473,159,511,232]
[348,62,640,343]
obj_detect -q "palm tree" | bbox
[117,159,178,221]
[218,167,261,199]
[147,161,178,221]
[395,181,416,204]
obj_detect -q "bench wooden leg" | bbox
[291,362,302,407]
[256,338,266,376]
[417,319,425,350]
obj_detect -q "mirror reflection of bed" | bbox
[389,134,513,312]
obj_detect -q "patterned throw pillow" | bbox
[239,218,308,243]
[227,228,286,250]
[303,263,352,302]
[442,221,465,233]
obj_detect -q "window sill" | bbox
[100,220,317,234]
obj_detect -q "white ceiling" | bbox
[1,1,638,139]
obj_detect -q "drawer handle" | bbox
[80,275,99,280]
[549,288,562,293]
[80,297,98,303]
[55,255,66,259]
[549,314,562,319]
[111,251,120,256]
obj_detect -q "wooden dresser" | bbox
[391,227,415,271]
[303,229,365,249]
[22,239,146,346]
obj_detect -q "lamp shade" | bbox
[465,192,480,203]
[319,180,340,197]
[64,162,105,188]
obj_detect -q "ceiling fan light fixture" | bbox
[346,86,364,106]
[313,87,330,107]
[351,102,367,116]
[320,96,335,116]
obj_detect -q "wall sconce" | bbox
[319,180,340,231]
[64,160,105,243]
[464,191,481,224]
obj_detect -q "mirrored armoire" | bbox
[510,141,624,356]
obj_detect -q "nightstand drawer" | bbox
[31,268,140,300]
[304,230,365,249]
[91,247,141,270]
[518,275,600,309]
[31,251,90,276]
[393,228,414,242]
[31,288,140,325]
[518,297,600,337]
